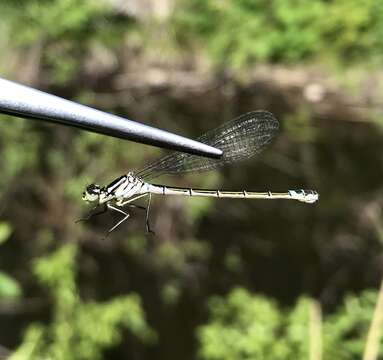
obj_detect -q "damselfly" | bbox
[81,111,319,235]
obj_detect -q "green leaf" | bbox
[0,271,22,299]
[0,222,12,245]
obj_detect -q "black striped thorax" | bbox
[103,172,145,201]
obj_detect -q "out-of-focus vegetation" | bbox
[1,0,383,359]
[198,288,381,360]
[1,0,127,84]
[10,245,155,360]
[174,0,383,67]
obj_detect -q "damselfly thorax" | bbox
[81,111,319,235]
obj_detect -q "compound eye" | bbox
[86,184,100,195]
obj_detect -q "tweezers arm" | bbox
[0,77,222,158]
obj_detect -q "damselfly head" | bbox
[82,184,102,203]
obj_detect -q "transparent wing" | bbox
[135,111,279,180]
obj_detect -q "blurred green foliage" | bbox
[323,290,379,359]
[174,0,383,68]
[1,0,129,83]
[198,288,382,360]
[2,0,382,79]
[0,271,22,299]
[0,222,12,245]
[0,0,382,359]
[10,244,155,360]
[3,0,107,44]
[0,221,21,299]
[0,116,40,188]
[198,288,309,360]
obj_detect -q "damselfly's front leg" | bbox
[76,203,107,223]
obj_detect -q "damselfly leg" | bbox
[145,193,153,234]
[105,204,130,237]
[117,193,154,234]
[76,203,107,223]
[79,191,154,236]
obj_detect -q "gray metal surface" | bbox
[0,77,223,158]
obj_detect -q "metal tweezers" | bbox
[0,77,222,158]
